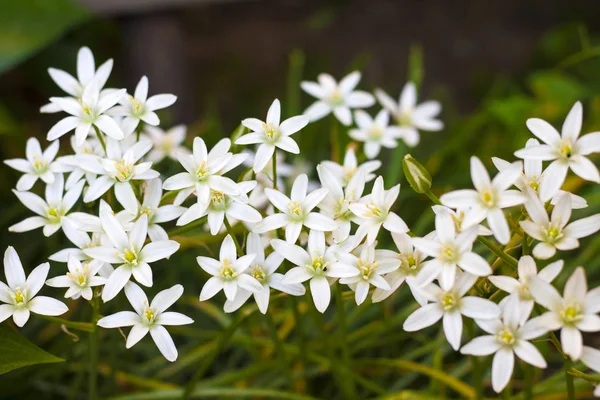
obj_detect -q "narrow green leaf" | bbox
[0,324,64,374]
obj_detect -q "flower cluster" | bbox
[2,47,600,399]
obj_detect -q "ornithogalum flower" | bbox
[46,256,106,300]
[4,138,63,191]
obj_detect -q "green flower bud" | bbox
[402,154,432,194]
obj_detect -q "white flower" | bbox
[274,230,356,313]
[0,247,68,327]
[83,213,180,302]
[527,267,600,360]
[440,156,526,244]
[111,76,177,135]
[301,71,375,126]
[403,272,501,350]
[349,110,404,159]
[493,138,588,208]
[371,232,430,305]
[10,173,85,237]
[253,174,336,243]
[521,191,600,259]
[580,346,600,397]
[349,176,408,245]
[224,233,305,314]
[145,125,189,163]
[47,80,126,146]
[320,147,380,187]
[4,138,63,191]
[125,179,185,241]
[339,242,397,305]
[488,256,563,324]
[412,211,492,291]
[460,296,547,393]
[375,82,443,147]
[431,205,492,236]
[162,137,244,213]
[42,46,113,113]
[79,138,160,214]
[198,234,262,302]
[97,282,193,362]
[46,256,106,301]
[514,101,600,200]
[55,135,105,191]
[237,99,309,172]
[317,164,365,243]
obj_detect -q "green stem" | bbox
[272,148,278,190]
[89,298,100,400]
[424,189,441,205]
[524,364,534,400]
[565,357,576,400]
[183,314,246,399]
[93,125,107,156]
[522,233,530,256]
[224,217,243,256]
[335,287,356,397]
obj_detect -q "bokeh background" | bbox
[1,0,600,399]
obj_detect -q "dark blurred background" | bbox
[2,1,600,398]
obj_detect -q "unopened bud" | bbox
[402,154,432,194]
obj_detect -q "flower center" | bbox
[220,259,235,280]
[13,287,26,304]
[451,211,465,232]
[397,112,412,126]
[67,264,89,287]
[328,90,344,107]
[32,156,48,173]
[210,190,227,210]
[308,256,329,275]
[528,175,540,192]
[544,225,562,243]
[561,304,583,325]
[368,127,383,141]
[139,206,153,220]
[480,188,497,208]
[129,95,144,116]
[558,139,573,159]
[250,265,267,282]
[357,259,377,280]
[122,248,139,266]
[497,329,515,345]
[287,201,303,218]
[46,205,63,224]
[439,244,460,264]
[114,159,134,182]
[143,304,156,324]
[262,122,280,142]
[343,166,356,185]
[196,161,210,181]
[365,201,386,220]
[441,293,457,311]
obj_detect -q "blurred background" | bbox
[1,0,600,399]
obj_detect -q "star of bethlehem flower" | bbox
[198,234,263,302]
[253,173,336,243]
[4,138,64,191]
[55,135,105,191]
[0,247,68,327]
[10,173,85,237]
[527,267,600,360]
[79,138,159,214]
[493,138,588,209]
[521,190,600,259]
[403,272,501,350]
[224,233,305,314]
[317,164,365,243]
[349,176,408,245]
[48,79,126,146]
[97,282,193,362]
[431,205,493,237]
[349,110,405,159]
[514,101,600,201]
[46,256,106,301]
[162,137,245,214]
[412,211,492,291]
[440,156,526,245]
[320,147,381,187]
[237,99,309,172]
[301,71,375,126]
[83,212,180,302]
[145,125,189,163]
[123,178,185,241]
[339,242,397,305]
[41,46,113,113]
[371,232,431,305]
[110,76,177,135]
[460,296,548,393]
[488,255,563,324]
[273,230,357,313]
[375,82,443,147]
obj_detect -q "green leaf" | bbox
[0,0,89,74]
[0,324,64,374]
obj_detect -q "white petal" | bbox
[150,325,178,361]
[403,303,443,331]
[492,348,514,393]
[310,276,331,313]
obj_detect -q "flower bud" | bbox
[402,154,432,194]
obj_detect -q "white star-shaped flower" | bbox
[237,99,309,172]
[375,82,443,146]
[301,71,375,126]
[145,125,189,163]
[349,110,405,159]
[320,147,380,187]
[514,101,600,200]
[46,256,106,301]
[4,138,64,191]
[97,282,193,362]
[0,247,68,327]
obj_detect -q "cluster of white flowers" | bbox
[2,48,600,397]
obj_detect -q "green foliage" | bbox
[0,324,64,374]
[0,0,89,74]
